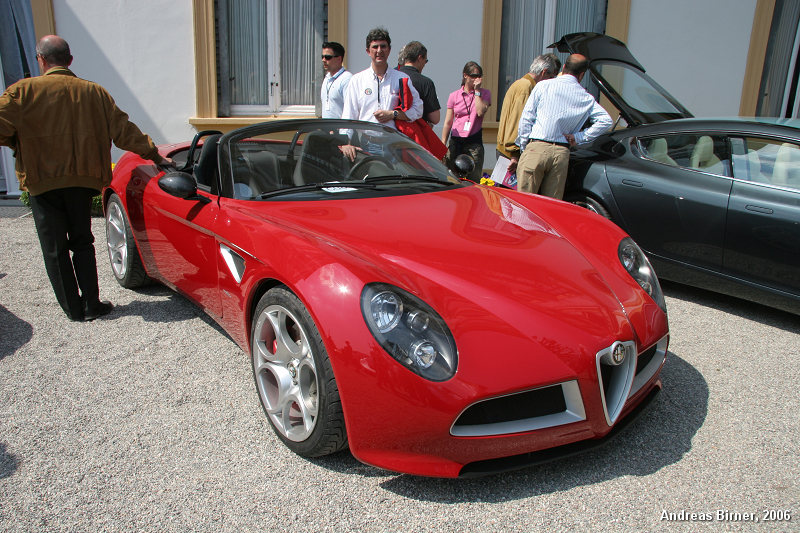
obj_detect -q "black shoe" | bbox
[83,300,113,321]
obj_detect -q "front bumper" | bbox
[341,335,669,478]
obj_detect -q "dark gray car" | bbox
[558,33,800,314]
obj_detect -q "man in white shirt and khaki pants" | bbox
[516,54,612,199]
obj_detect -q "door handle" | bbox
[621,179,644,187]
[745,204,773,214]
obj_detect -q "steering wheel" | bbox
[346,155,394,180]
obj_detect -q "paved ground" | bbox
[0,214,798,532]
[0,198,28,219]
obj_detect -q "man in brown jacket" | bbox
[0,35,171,321]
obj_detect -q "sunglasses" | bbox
[321,54,340,60]
[467,73,481,78]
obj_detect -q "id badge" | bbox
[463,120,471,132]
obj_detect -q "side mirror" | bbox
[158,172,210,203]
[453,154,475,178]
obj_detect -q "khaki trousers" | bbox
[516,141,570,199]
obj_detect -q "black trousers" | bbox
[29,187,99,320]
[445,130,484,181]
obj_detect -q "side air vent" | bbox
[451,381,586,437]
[219,243,246,283]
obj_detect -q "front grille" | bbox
[597,336,669,426]
[635,345,658,376]
[596,341,638,426]
[451,380,586,437]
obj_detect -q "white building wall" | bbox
[43,0,760,168]
[625,0,757,117]
[51,0,196,160]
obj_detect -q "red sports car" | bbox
[104,119,669,478]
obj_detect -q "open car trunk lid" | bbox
[550,32,693,126]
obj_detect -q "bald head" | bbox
[36,35,72,68]
[562,54,589,78]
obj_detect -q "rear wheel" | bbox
[105,194,149,288]
[569,194,612,220]
[251,287,347,457]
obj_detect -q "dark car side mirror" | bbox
[453,154,475,179]
[158,171,211,203]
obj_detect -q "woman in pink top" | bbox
[441,61,491,180]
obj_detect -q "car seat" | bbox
[230,144,282,199]
[772,142,800,188]
[645,138,677,166]
[292,131,348,186]
[689,135,722,173]
[194,134,221,193]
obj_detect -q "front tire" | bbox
[105,194,150,288]
[569,194,612,220]
[251,287,347,457]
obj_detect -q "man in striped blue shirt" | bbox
[516,54,612,199]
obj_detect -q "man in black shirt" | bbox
[397,41,440,125]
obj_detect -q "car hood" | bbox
[550,32,692,126]
[256,186,633,342]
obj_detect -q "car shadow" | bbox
[0,304,33,361]
[98,284,233,341]
[661,281,799,331]
[0,442,19,479]
[313,352,708,500]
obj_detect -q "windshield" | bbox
[220,121,460,200]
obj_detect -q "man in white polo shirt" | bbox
[340,27,422,159]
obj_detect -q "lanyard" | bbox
[375,73,384,108]
[325,68,345,103]
[461,91,475,117]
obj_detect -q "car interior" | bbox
[772,142,800,188]
[640,133,800,190]
[730,137,800,189]
[639,134,731,176]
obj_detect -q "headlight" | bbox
[361,283,457,381]
[618,238,667,314]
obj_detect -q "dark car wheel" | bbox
[569,195,612,220]
[105,193,150,288]
[251,287,347,457]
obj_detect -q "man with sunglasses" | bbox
[320,42,353,119]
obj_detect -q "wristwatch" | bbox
[393,110,398,119]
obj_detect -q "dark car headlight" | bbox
[361,283,457,381]
[619,238,667,314]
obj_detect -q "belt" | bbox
[530,138,570,148]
